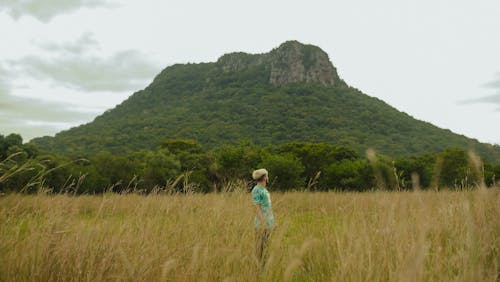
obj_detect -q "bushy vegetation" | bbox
[29,54,500,162]
[2,134,499,194]
[1,190,498,281]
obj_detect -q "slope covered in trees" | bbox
[30,41,500,162]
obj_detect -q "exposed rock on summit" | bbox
[216,52,264,73]
[268,41,340,86]
[216,40,341,87]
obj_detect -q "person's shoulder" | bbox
[251,185,262,193]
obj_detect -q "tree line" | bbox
[1,133,499,194]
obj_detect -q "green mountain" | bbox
[31,41,500,161]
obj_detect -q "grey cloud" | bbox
[0,63,12,95]
[0,121,60,141]
[483,73,500,89]
[458,94,500,111]
[37,32,99,55]
[0,0,115,22]
[0,93,95,123]
[0,91,96,140]
[469,94,500,104]
[0,62,97,140]
[458,74,500,110]
[12,49,160,92]
[0,117,77,141]
[459,93,500,105]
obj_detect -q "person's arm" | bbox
[254,203,266,230]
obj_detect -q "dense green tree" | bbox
[0,134,5,159]
[483,162,496,186]
[141,149,181,190]
[259,153,305,190]
[493,165,500,185]
[438,148,476,188]
[4,133,23,148]
[395,154,436,189]
[90,151,138,191]
[160,139,203,155]
[367,155,401,190]
[35,154,72,193]
[324,159,373,191]
[215,142,262,182]
[275,142,359,189]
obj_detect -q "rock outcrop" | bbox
[216,40,340,87]
[268,41,340,86]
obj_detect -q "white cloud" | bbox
[10,34,161,92]
[0,0,116,22]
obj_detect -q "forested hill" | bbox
[30,41,500,161]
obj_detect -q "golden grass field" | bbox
[0,188,499,281]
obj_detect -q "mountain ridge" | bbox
[30,41,500,162]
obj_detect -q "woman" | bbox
[251,168,275,262]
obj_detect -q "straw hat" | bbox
[252,168,268,180]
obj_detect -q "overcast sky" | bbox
[1,0,499,144]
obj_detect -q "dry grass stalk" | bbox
[0,188,498,281]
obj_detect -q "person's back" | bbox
[251,184,274,229]
[251,168,275,264]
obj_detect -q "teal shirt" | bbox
[251,185,275,229]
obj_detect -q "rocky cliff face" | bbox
[216,40,340,87]
[268,41,340,86]
[216,52,264,72]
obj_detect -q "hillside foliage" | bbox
[29,43,500,162]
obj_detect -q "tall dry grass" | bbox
[0,189,498,281]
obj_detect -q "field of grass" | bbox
[0,188,499,281]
